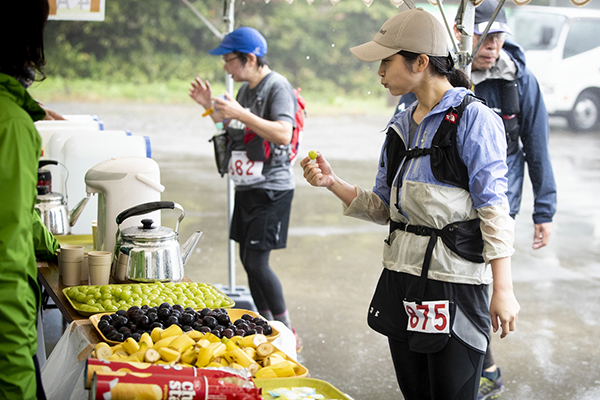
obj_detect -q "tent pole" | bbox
[180,0,224,39]
[225,0,236,294]
[179,0,239,295]
[455,0,475,77]
[435,0,460,57]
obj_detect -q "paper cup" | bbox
[60,244,84,262]
[88,251,112,264]
[56,248,63,277]
[81,253,89,283]
[88,251,112,285]
[89,263,111,285]
[116,252,129,282]
[91,221,98,251]
[61,260,83,286]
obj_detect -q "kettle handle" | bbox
[39,160,58,168]
[116,201,185,231]
[38,160,71,201]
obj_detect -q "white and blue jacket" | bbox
[345,87,514,286]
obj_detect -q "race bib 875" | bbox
[403,300,450,334]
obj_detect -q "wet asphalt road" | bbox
[43,101,600,400]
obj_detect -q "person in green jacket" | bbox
[0,1,59,399]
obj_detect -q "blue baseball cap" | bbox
[208,27,268,57]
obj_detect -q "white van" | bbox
[509,6,600,131]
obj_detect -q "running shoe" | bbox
[477,368,505,400]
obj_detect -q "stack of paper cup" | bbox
[81,252,89,284]
[91,221,98,251]
[59,245,84,286]
[88,251,113,285]
[115,252,129,282]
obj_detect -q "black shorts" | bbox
[230,188,294,251]
[368,268,490,354]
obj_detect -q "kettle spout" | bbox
[69,195,90,227]
[181,231,203,265]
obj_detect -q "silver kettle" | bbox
[112,201,202,283]
[35,190,89,235]
[35,160,90,235]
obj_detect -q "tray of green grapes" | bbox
[63,282,235,316]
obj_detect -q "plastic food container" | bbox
[90,307,280,345]
[254,377,352,399]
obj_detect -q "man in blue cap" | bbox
[395,1,557,399]
[189,27,302,351]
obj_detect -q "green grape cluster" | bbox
[65,282,233,314]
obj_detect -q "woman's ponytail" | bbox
[445,54,471,89]
[430,53,471,89]
[398,51,472,89]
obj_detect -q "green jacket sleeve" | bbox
[32,210,59,261]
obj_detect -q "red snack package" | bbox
[89,369,262,400]
[85,358,253,390]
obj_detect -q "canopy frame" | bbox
[180,0,524,293]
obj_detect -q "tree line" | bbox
[43,0,403,96]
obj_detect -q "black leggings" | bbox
[483,342,495,370]
[239,244,286,315]
[388,336,484,400]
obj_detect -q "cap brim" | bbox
[350,41,400,63]
[474,21,512,36]
[208,45,232,56]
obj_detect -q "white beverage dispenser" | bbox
[85,156,165,254]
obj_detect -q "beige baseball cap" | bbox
[350,8,449,62]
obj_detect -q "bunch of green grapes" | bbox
[66,282,233,313]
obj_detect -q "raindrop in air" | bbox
[306,56,310,60]
[331,44,335,47]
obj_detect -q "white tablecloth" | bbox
[40,320,297,400]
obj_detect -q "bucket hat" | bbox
[209,27,267,57]
[350,8,449,62]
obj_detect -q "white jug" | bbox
[85,157,165,253]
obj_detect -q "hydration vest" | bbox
[384,94,487,284]
[497,79,521,156]
[384,94,485,192]
[236,73,304,165]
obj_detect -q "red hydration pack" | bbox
[290,87,306,164]
[238,79,306,164]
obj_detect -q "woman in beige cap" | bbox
[300,8,519,400]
